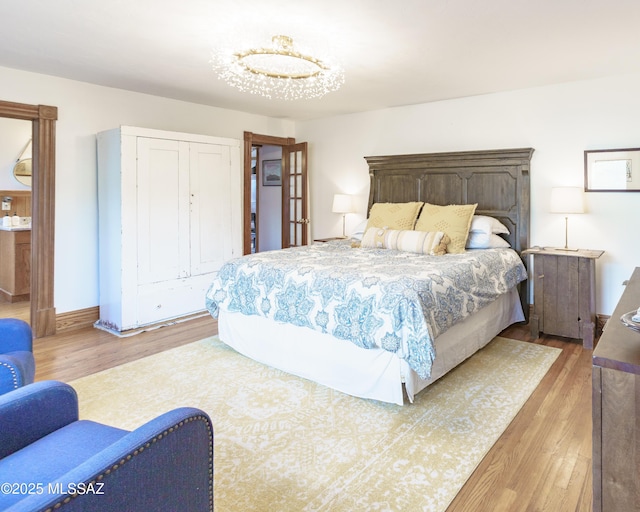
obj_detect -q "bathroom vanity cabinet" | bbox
[0,228,30,302]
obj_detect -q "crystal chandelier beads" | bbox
[213,35,344,100]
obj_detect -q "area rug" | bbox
[70,336,561,512]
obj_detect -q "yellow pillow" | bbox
[361,227,450,256]
[415,203,477,254]
[365,202,424,231]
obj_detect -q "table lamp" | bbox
[332,194,353,238]
[549,187,585,250]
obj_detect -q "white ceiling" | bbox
[1,0,640,121]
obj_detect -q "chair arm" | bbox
[0,381,78,460]
[0,351,35,394]
[0,319,33,353]
[10,407,214,512]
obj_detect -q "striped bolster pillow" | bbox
[361,227,450,256]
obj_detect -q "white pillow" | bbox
[349,219,369,241]
[361,227,450,256]
[466,232,511,249]
[470,215,510,235]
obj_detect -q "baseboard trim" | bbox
[0,289,29,303]
[56,306,100,332]
[93,311,209,337]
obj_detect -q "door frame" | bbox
[0,100,57,338]
[243,132,295,255]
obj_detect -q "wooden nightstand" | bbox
[523,247,604,348]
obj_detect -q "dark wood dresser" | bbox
[592,267,640,512]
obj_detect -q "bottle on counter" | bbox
[2,213,11,227]
[11,212,20,227]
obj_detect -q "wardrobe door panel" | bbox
[137,137,190,285]
[189,142,232,276]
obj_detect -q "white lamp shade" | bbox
[549,187,585,214]
[332,194,353,214]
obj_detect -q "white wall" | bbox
[1,64,637,317]
[298,72,640,315]
[0,66,295,314]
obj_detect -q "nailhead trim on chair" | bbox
[44,414,214,512]
[0,362,19,390]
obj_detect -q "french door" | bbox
[282,142,308,248]
[243,132,309,254]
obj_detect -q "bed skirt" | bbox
[218,287,524,405]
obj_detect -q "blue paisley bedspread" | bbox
[205,241,527,379]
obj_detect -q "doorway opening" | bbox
[0,118,31,324]
[250,143,283,253]
[0,100,57,338]
[243,132,308,255]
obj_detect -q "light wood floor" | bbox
[7,300,592,511]
[449,324,592,512]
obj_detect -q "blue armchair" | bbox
[0,318,35,394]
[0,381,214,511]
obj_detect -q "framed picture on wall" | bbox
[262,159,282,186]
[585,147,640,191]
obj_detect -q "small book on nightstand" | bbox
[314,237,347,243]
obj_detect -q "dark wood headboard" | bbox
[365,148,534,311]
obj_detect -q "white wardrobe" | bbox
[96,126,242,333]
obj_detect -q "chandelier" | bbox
[212,35,344,100]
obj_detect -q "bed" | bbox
[206,148,534,405]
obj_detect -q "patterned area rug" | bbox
[70,336,561,511]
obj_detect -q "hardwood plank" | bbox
[447,325,592,511]
[11,314,591,510]
[0,299,30,322]
[33,315,218,382]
